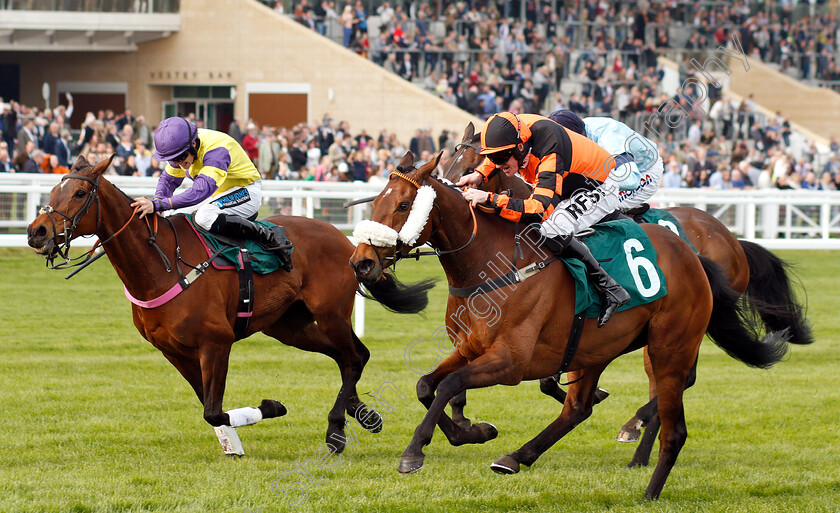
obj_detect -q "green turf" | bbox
[0,247,838,513]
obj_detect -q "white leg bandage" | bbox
[214,425,245,456]
[226,406,264,427]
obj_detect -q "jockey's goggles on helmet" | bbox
[170,149,191,164]
[487,148,516,165]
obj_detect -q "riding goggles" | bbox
[486,148,515,166]
[170,149,191,164]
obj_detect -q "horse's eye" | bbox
[74,189,86,199]
[397,202,410,212]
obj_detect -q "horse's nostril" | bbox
[34,226,47,239]
[355,259,374,276]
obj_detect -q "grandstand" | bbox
[4,0,840,247]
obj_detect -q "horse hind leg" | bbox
[644,398,687,500]
[624,356,698,468]
[267,312,377,454]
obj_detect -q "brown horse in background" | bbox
[440,123,812,465]
[350,152,789,499]
[27,155,433,456]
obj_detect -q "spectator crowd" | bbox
[4,1,840,197]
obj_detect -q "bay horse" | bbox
[26,155,433,456]
[350,152,789,499]
[440,122,812,464]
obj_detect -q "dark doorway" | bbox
[0,64,20,102]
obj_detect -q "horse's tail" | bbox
[739,240,814,345]
[358,271,436,314]
[700,256,789,369]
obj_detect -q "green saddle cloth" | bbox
[562,219,667,318]
[637,208,697,252]
[185,215,289,275]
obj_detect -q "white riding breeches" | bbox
[618,157,663,210]
[193,181,263,230]
[540,177,621,239]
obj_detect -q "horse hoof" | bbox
[260,399,287,419]
[354,404,383,433]
[627,459,649,468]
[326,430,347,454]
[470,422,499,443]
[398,455,424,474]
[594,387,610,404]
[617,429,640,443]
[490,455,520,474]
[617,418,642,442]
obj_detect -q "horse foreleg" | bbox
[416,351,498,448]
[627,413,660,467]
[491,366,607,474]
[399,350,513,473]
[538,375,610,406]
[344,331,382,434]
[199,342,288,457]
[195,342,243,456]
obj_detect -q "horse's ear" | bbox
[89,153,117,178]
[416,151,443,184]
[70,155,90,173]
[462,122,475,143]
[398,151,415,170]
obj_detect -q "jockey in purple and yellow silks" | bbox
[131,117,287,254]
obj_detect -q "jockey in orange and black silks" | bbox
[458,112,630,328]
[469,112,617,224]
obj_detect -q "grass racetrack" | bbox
[1,246,838,513]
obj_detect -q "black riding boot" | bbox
[211,214,293,269]
[544,234,631,328]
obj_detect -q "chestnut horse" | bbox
[440,123,812,465]
[350,152,788,499]
[27,155,433,456]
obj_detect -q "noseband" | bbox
[359,168,478,268]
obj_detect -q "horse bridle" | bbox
[39,173,103,268]
[386,168,478,264]
[442,141,481,180]
[39,172,171,274]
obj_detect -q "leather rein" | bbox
[40,173,182,279]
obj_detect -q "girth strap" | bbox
[448,257,557,298]
[555,313,586,383]
[233,247,255,341]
